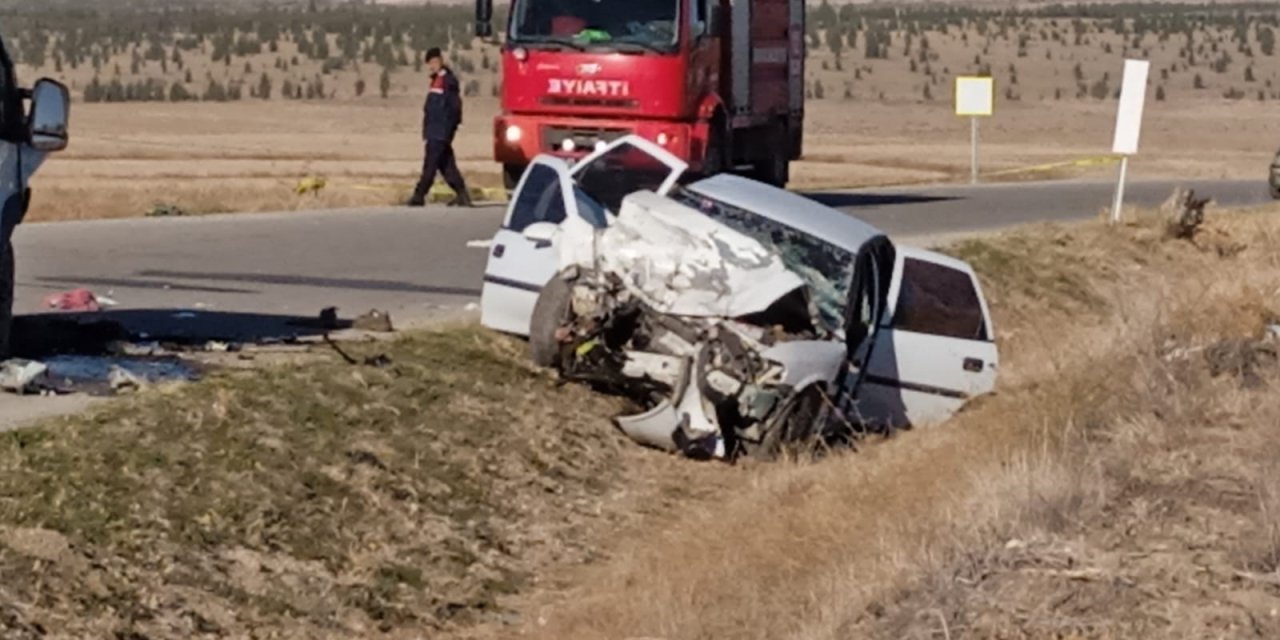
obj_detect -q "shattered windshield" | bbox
[509,0,682,53]
[673,190,856,332]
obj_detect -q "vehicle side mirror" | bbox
[707,6,726,39]
[522,221,558,247]
[28,78,69,152]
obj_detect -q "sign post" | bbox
[1110,59,1150,224]
[955,76,994,185]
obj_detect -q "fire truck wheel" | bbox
[750,127,791,187]
[701,123,727,178]
[503,163,527,191]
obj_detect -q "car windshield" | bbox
[509,0,682,52]
[673,190,857,332]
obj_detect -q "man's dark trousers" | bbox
[412,138,469,205]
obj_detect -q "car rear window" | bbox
[891,258,989,341]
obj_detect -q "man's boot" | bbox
[405,187,427,206]
[447,188,473,208]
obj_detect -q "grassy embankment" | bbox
[3,204,1280,638]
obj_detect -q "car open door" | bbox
[853,247,998,429]
[569,134,688,212]
[480,157,583,336]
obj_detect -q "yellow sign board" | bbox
[955,77,994,117]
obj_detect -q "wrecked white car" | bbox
[479,136,998,459]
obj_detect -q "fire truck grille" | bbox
[540,96,639,109]
[542,126,630,152]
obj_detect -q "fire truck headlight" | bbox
[504,125,523,144]
[561,138,576,152]
[656,132,670,146]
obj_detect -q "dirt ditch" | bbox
[2,205,1280,639]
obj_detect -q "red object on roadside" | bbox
[42,288,101,312]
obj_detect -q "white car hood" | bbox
[562,190,806,319]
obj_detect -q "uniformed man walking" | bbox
[408,47,472,207]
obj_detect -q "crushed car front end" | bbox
[540,190,853,459]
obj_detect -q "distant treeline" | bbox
[2,1,1278,104]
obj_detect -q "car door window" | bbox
[892,258,989,341]
[573,185,609,228]
[508,164,567,232]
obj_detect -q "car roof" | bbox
[683,174,887,254]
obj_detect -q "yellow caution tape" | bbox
[985,155,1121,178]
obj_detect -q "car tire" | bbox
[528,273,573,369]
[503,163,527,192]
[0,240,14,359]
[748,386,825,460]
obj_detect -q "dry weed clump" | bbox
[511,208,1280,640]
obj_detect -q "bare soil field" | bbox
[25,96,1279,222]
[10,2,1280,220]
[3,205,1280,638]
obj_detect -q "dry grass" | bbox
[4,207,1280,638]
[25,96,1277,222]
[0,327,653,636]
[476,206,1280,640]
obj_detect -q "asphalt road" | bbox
[13,177,1273,342]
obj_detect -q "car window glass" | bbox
[573,185,608,228]
[892,258,988,341]
[508,164,567,232]
[576,142,673,212]
[674,189,855,333]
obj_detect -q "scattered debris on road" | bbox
[0,360,50,394]
[353,309,394,333]
[41,288,107,312]
[107,365,144,392]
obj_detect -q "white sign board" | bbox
[1112,59,1150,155]
[955,77,994,117]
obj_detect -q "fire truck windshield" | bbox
[509,0,682,53]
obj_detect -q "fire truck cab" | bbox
[475,0,805,190]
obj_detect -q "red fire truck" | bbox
[474,0,805,189]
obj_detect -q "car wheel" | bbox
[503,163,527,192]
[528,273,573,369]
[748,387,826,461]
[0,240,13,359]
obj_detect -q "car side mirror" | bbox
[28,78,70,152]
[707,6,726,39]
[522,221,558,247]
